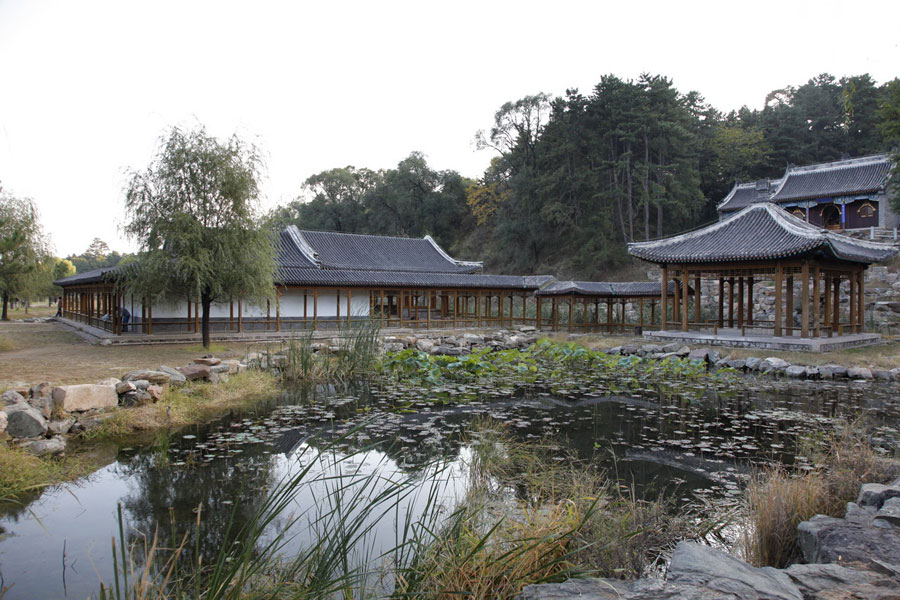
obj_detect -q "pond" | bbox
[1,374,899,599]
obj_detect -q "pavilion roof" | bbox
[281,226,483,273]
[276,267,554,290]
[770,154,892,203]
[628,203,897,265]
[535,280,680,297]
[717,179,781,213]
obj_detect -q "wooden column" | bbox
[681,268,689,331]
[694,274,701,325]
[857,269,865,333]
[536,296,542,330]
[785,276,794,335]
[553,297,559,330]
[728,277,735,328]
[746,277,754,325]
[147,299,153,335]
[237,300,243,333]
[849,272,857,333]
[347,288,352,327]
[639,297,644,326]
[774,263,783,337]
[717,277,724,328]
[426,290,432,329]
[312,289,318,331]
[568,296,573,333]
[651,300,656,327]
[266,299,271,331]
[800,261,810,338]
[276,289,281,332]
[194,300,199,334]
[229,300,234,331]
[823,276,832,335]
[673,271,681,328]
[737,277,744,329]
[660,266,668,330]
[832,276,840,336]
[812,267,820,337]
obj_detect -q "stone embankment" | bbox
[0,356,248,455]
[520,479,900,600]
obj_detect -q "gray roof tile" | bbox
[771,154,892,202]
[536,281,680,297]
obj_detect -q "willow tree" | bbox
[0,192,51,320]
[124,126,277,348]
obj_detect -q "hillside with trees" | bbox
[277,72,900,280]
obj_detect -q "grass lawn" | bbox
[2,302,58,320]
[0,321,258,388]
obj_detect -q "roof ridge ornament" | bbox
[423,234,484,272]
[286,225,321,268]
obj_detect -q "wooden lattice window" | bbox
[857,202,875,218]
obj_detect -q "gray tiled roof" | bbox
[277,229,317,268]
[53,266,121,286]
[718,180,781,213]
[277,267,554,290]
[628,203,897,265]
[770,154,892,202]
[293,227,482,273]
[535,280,680,297]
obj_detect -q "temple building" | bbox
[717,154,897,231]
[629,202,897,350]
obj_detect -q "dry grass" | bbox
[0,321,256,387]
[86,370,278,439]
[743,420,900,568]
[2,302,58,320]
[0,442,117,502]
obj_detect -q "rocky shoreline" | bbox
[519,479,900,600]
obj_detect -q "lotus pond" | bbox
[2,342,899,599]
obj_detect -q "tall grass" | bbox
[743,419,900,567]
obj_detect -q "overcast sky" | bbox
[1,0,899,257]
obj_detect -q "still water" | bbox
[1,377,898,599]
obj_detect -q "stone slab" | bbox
[643,330,883,353]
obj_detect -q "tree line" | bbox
[278,72,900,279]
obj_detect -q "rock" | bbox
[71,412,116,433]
[0,411,6,435]
[688,349,710,362]
[432,345,463,356]
[785,365,807,379]
[146,385,164,402]
[193,356,221,366]
[210,364,231,374]
[667,541,802,600]
[744,357,762,371]
[822,364,848,379]
[29,382,53,399]
[116,381,136,395]
[122,370,172,385]
[382,342,404,353]
[798,514,900,570]
[158,365,187,385]
[96,377,120,387]
[784,562,897,600]
[178,364,211,381]
[873,496,900,529]
[121,390,152,407]
[4,403,48,438]
[707,350,720,364]
[872,369,894,382]
[641,344,662,355]
[847,367,873,380]
[621,344,639,355]
[48,417,75,435]
[519,576,744,599]
[462,333,485,345]
[761,357,790,373]
[221,359,241,374]
[131,379,151,391]
[415,339,435,353]
[726,359,746,371]
[675,345,691,357]
[518,325,537,333]
[661,342,680,353]
[20,436,67,456]
[28,396,53,419]
[857,483,900,509]
[1,390,26,406]
[52,384,118,412]
[804,366,820,379]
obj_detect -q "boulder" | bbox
[785,365,807,379]
[194,357,221,366]
[158,365,187,385]
[20,436,67,457]
[29,382,53,399]
[122,370,172,385]
[146,384,164,402]
[667,541,802,600]
[48,417,75,435]
[726,359,746,371]
[121,390,153,407]
[804,366,820,379]
[744,357,762,371]
[891,368,900,383]
[415,339,435,353]
[872,369,894,382]
[873,497,900,529]
[131,379,151,391]
[858,482,900,509]
[761,357,790,373]
[1,390,26,406]
[462,333,485,345]
[783,563,897,600]
[847,367,873,380]
[179,364,211,381]
[382,342,404,353]
[675,345,691,357]
[210,364,231,374]
[4,403,48,438]
[688,349,710,362]
[28,396,52,419]
[52,384,118,412]
[797,514,900,569]
[220,359,241,374]
[822,364,848,379]
[0,411,6,435]
[71,412,116,433]
[115,381,136,395]
[96,377,120,387]
[661,342,680,353]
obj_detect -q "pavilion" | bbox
[627,202,898,351]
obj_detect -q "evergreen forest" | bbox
[273,73,900,280]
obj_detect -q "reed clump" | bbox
[743,419,900,568]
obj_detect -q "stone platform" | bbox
[644,328,883,352]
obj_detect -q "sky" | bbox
[1,0,899,257]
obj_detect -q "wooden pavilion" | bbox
[627,203,897,341]
[533,281,685,333]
